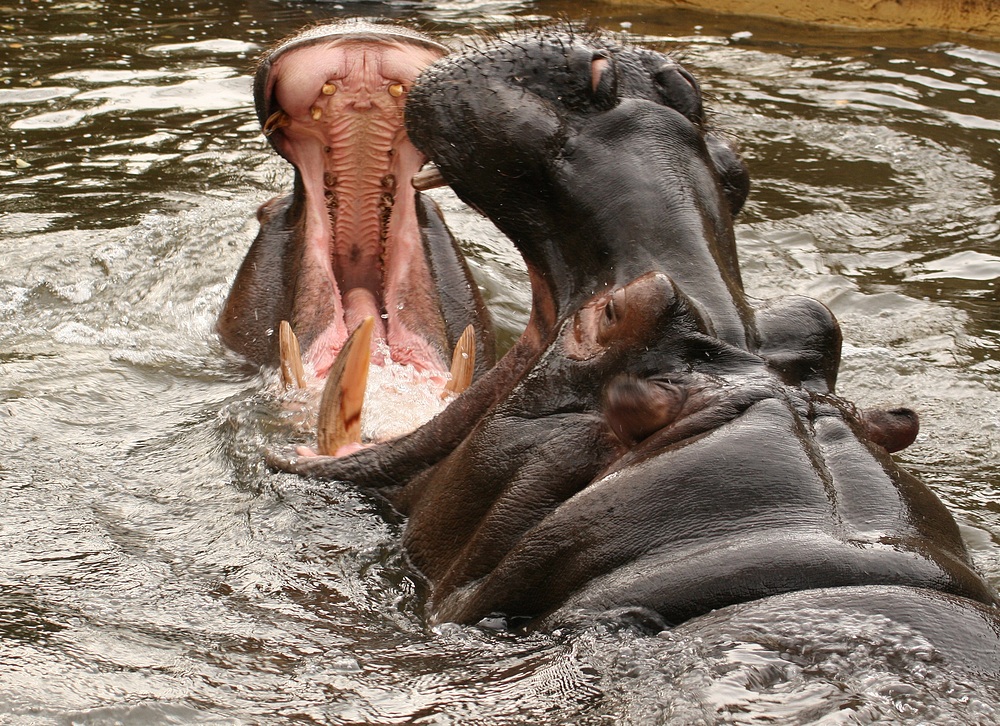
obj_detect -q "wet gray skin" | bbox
[272,27,999,649]
[218,19,494,380]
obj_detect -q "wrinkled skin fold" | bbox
[270,26,999,643]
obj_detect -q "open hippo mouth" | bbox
[219,20,495,452]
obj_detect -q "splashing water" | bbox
[2,0,1000,722]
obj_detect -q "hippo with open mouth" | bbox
[218,20,495,451]
[269,25,1000,657]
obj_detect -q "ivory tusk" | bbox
[443,324,476,397]
[316,317,374,455]
[279,320,306,389]
[411,165,447,191]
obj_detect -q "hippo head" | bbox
[398,269,991,630]
[406,27,753,344]
[220,20,494,389]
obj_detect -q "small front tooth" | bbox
[388,83,404,97]
[411,165,447,191]
[321,82,337,96]
[311,106,323,121]
[316,317,374,456]
[279,320,306,389]
[443,325,476,397]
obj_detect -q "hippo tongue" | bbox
[343,288,386,344]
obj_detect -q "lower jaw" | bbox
[280,314,477,455]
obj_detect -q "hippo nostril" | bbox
[602,287,627,334]
[588,49,618,108]
[604,297,616,324]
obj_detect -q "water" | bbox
[2,0,1000,722]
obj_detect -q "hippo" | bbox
[271,27,999,642]
[218,20,494,396]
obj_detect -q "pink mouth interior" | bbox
[266,38,450,377]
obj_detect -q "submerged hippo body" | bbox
[219,20,494,379]
[273,27,999,639]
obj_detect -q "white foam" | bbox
[360,352,450,441]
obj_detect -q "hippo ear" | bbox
[705,134,751,217]
[652,63,703,124]
[861,407,919,453]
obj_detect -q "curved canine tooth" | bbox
[388,82,404,97]
[279,320,307,389]
[411,165,447,191]
[262,109,290,137]
[316,316,374,455]
[443,324,476,397]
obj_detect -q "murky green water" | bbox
[2,1,999,723]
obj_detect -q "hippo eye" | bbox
[602,287,626,334]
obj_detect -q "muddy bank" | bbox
[597,0,1000,37]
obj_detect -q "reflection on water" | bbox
[1,0,999,722]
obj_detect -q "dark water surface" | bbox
[2,0,1000,723]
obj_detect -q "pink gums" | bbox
[268,39,449,377]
